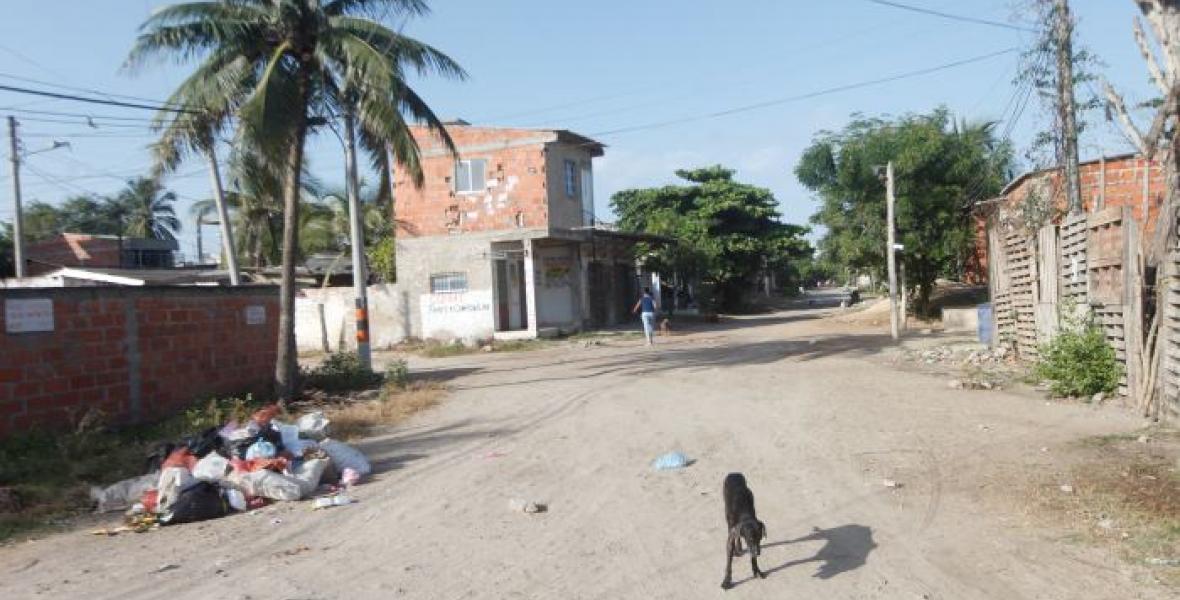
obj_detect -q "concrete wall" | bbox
[296,284,410,352]
[545,143,596,230]
[941,307,980,333]
[0,286,278,436]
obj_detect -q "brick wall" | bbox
[394,125,556,238]
[25,233,122,275]
[969,155,1167,284]
[0,286,278,436]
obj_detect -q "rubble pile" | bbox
[906,344,1012,367]
[89,405,370,533]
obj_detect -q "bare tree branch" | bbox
[1104,79,1150,154]
[1134,17,1170,94]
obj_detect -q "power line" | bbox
[0,83,199,114]
[589,47,1019,139]
[0,71,184,108]
[0,106,161,122]
[861,0,1037,33]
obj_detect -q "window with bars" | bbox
[430,272,468,294]
[454,159,487,193]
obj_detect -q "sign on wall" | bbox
[421,289,494,340]
[245,305,267,325]
[5,298,54,333]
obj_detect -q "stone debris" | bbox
[1059,484,1075,494]
[507,498,547,514]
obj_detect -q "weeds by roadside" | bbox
[1029,428,1180,586]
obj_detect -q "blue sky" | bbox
[0,1,1163,260]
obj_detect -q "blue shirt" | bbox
[640,295,655,313]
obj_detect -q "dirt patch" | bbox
[1026,428,1180,586]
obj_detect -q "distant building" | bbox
[1,266,231,288]
[23,233,178,275]
[393,122,664,341]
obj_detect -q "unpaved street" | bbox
[0,305,1168,599]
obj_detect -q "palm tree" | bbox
[115,177,182,242]
[128,0,463,400]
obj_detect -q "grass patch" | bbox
[1031,428,1180,586]
[317,382,446,441]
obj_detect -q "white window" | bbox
[454,159,487,193]
[430,272,468,294]
[564,159,579,198]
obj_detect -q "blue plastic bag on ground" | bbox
[651,452,692,471]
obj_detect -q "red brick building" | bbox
[970,154,1167,283]
[24,233,178,276]
[393,122,661,341]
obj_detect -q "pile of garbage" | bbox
[89,405,371,531]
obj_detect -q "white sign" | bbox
[5,298,54,333]
[245,305,266,325]
[421,289,494,341]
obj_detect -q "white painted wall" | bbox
[535,245,576,327]
[420,289,495,343]
[296,284,410,352]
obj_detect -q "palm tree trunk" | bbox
[274,74,311,403]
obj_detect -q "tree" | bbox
[796,108,1014,314]
[612,166,811,310]
[0,223,13,278]
[128,0,465,400]
[113,177,182,241]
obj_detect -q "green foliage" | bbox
[302,351,382,392]
[0,223,12,278]
[384,358,410,389]
[795,107,1014,314]
[611,165,812,311]
[14,177,180,243]
[368,236,397,283]
[1035,309,1122,397]
[181,394,260,433]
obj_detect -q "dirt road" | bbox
[0,305,1167,599]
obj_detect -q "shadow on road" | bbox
[356,418,520,476]
[764,524,877,580]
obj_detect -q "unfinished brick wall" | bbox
[970,155,1168,284]
[394,125,555,237]
[24,233,122,275]
[0,286,278,436]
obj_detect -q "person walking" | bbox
[632,287,657,346]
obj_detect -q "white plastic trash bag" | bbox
[320,439,372,478]
[291,458,330,497]
[90,473,157,513]
[273,420,317,455]
[232,470,304,502]
[192,453,230,482]
[157,467,197,513]
[296,411,330,440]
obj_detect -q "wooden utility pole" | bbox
[7,116,24,278]
[886,161,899,341]
[1055,0,1083,214]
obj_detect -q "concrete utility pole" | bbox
[1055,0,1083,214]
[343,109,372,370]
[7,116,24,279]
[886,161,899,341]
[204,143,240,285]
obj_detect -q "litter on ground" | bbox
[90,404,372,533]
[651,451,693,471]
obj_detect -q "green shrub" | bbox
[1035,325,1122,398]
[384,359,410,389]
[303,351,382,391]
[367,237,396,283]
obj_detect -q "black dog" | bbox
[721,472,767,589]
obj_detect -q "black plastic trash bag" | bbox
[186,427,224,458]
[159,482,230,526]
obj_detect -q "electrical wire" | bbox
[861,0,1037,33]
[0,83,199,114]
[587,47,1019,139]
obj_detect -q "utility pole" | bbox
[886,161,899,341]
[7,116,24,279]
[204,142,240,285]
[1055,0,1082,214]
[344,108,371,370]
